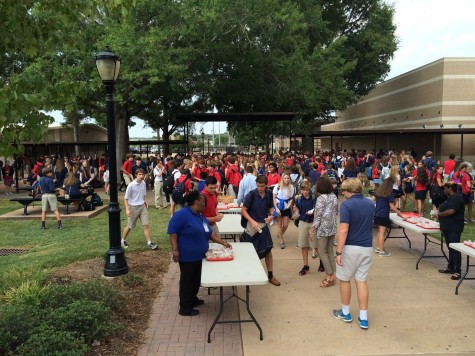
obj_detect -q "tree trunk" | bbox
[162,126,170,156]
[71,112,80,156]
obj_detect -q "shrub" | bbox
[122,273,144,287]
[46,299,119,343]
[0,280,50,305]
[0,267,47,295]
[0,280,124,355]
[0,303,43,353]
[40,279,125,312]
[15,325,87,356]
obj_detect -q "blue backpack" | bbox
[366,166,373,179]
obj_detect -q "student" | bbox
[121,168,158,250]
[273,173,295,249]
[414,164,429,216]
[241,174,280,286]
[332,179,375,330]
[373,178,405,257]
[401,164,415,211]
[310,176,339,287]
[293,181,317,276]
[40,168,62,230]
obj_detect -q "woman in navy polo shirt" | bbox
[168,190,231,316]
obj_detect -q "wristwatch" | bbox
[335,251,343,256]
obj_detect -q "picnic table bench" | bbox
[15,186,34,194]
[10,192,95,215]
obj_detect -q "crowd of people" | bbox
[2,147,473,326]
[157,148,474,325]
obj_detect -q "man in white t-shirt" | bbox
[121,168,158,250]
[153,160,167,209]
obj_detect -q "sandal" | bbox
[320,279,335,288]
[451,273,461,280]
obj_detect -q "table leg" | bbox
[208,287,224,343]
[206,285,264,343]
[245,285,263,340]
[455,255,468,295]
[385,226,411,248]
[416,233,448,270]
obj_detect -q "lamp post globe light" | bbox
[95,48,128,277]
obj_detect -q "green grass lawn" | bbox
[0,198,172,294]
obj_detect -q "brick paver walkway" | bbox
[137,261,243,356]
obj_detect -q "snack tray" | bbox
[206,243,234,261]
[464,241,475,249]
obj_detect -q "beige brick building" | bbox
[318,57,475,161]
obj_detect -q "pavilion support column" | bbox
[301,136,314,155]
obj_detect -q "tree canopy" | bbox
[0,0,397,156]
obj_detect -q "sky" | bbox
[53,0,475,138]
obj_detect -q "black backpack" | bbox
[171,176,189,204]
[217,168,228,187]
[163,170,176,194]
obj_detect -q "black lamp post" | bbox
[95,48,128,277]
[201,128,205,155]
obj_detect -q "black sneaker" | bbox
[40,225,46,230]
[148,242,158,250]
[121,240,129,249]
[299,266,310,276]
[179,309,199,316]
[193,299,205,307]
[58,224,62,230]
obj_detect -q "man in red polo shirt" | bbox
[266,162,281,189]
[201,176,224,234]
[122,154,135,186]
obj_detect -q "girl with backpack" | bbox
[273,173,295,249]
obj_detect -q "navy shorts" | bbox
[415,190,427,200]
[374,215,391,228]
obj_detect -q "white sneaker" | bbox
[269,220,276,227]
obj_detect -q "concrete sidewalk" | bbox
[138,219,475,356]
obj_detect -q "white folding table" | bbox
[217,206,242,214]
[201,242,268,343]
[388,213,447,269]
[448,243,475,295]
[216,213,244,241]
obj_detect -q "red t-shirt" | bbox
[122,160,133,174]
[174,175,192,193]
[267,172,281,187]
[443,159,456,175]
[201,188,218,220]
[460,172,471,194]
[413,169,430,191]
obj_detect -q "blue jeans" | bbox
[442,230,462,274]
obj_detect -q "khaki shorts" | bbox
[127,204,149,229]
[297,221,318,248]
[42,194,58,212]
[336,245,373,282]
[124,174,133,186]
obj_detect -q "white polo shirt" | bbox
[124,179,147,206]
